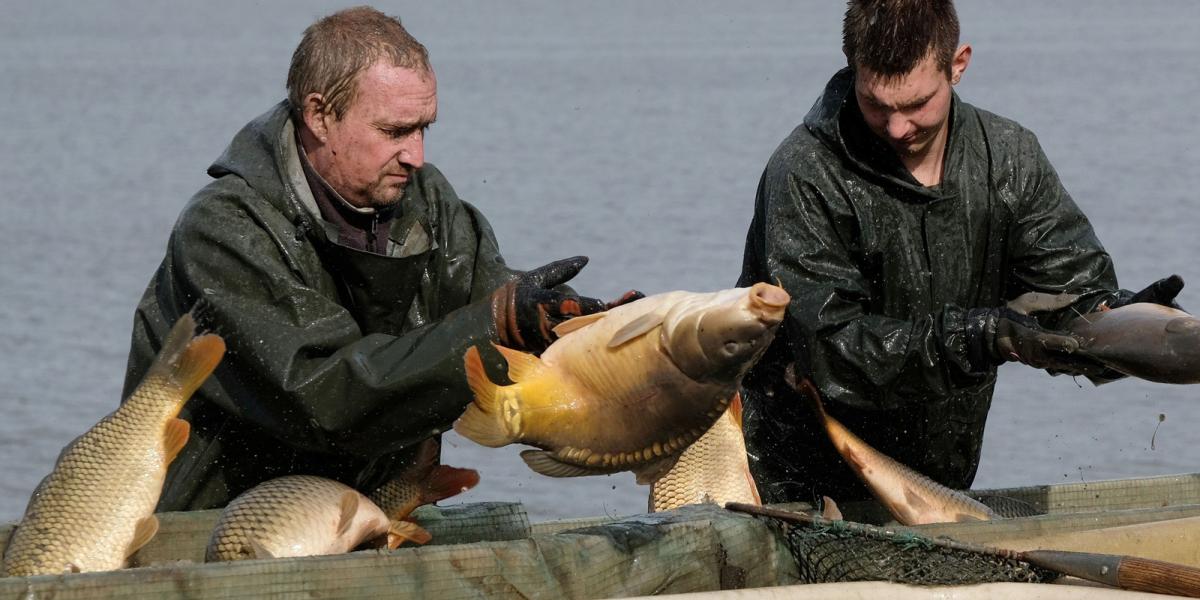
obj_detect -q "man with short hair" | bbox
[737,0,1182,504]
[124,6,636,511]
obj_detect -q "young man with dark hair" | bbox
[737,0,1182,504]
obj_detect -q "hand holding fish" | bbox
[1111,274,1185,311]
[490,256,639,353]
[965,301,1098,374]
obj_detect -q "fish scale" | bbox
[2,313,223,576]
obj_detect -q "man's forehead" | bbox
[855,61,943,105]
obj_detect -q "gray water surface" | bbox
[2,1,1199,523]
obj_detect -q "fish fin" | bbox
[162,418,190,465]
[421,465,481,505]
[387,520,432,548]
[901,485,935,523]
[143,312,226,401]
[821,496,843,521]
[634,455,681,485]
[954,512,984,522]
[727,392,744,428]
[521,449,615,478]
[126,515,159,558]
[493,344,544,384]
[607,312,665,349]
[1005,291,1079,315]
[249,538,276,560]
[336,491,359,537]
[553,312,607,337]
[454,346,515,448]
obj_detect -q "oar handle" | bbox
[1119,556,1200,598]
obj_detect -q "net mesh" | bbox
[775,518,1056,585]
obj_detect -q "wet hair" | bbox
[286,6,431,119]
[842,0,960,78]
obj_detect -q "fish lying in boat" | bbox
[206,442,479,562]
[788,369,996,525]
[455,283,789,484]
[649,393,761,512]
[1069,302,1200,384]
[2,312,224,576]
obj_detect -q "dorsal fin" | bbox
[553,312,607,337]
[608,312,665,348]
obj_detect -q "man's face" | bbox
[309,62,438,209]
[854,48,966,159]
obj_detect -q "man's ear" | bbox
[950,44,972,85]
[301,93,331,142]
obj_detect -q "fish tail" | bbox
[421,465,481,505]
[142,312,226,401]
[454,346,515,447]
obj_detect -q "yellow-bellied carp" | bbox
[206,442,479,562]
[2,312,224,576]
[790,372,996,525]
[1070,303,1200,384]
[649,393,761,512]
[455,283,789,484]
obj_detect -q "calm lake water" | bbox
[2,1,1199,523]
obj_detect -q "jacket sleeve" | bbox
[167,188,503,459]
[749,163,979,412]
[1006,131,1120,329]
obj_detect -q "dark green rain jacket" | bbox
[738,68,1124,504]
[123,102,519,511]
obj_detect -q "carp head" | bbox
[660,282,789,383]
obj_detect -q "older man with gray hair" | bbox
[124,6,637,511]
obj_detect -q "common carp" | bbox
[1070,303,1200,384]
[206,442,479,562]
[454,283,789,484]
[2,312,224,576]
[648,393,761,512]
[789,371,996,525]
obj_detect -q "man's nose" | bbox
[886,113,912,140]
[398,131,425,169]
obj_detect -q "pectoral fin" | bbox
[387,520,433,548]
[249,539,276,560]
[336,491,359,537]
[821,496,843,521]
[126,515,159,558]
[608,312,665,348]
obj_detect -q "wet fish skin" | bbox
[649,393,761,512]
[205,475,400,562]
[2,313,224,576]
[1069,303,1200,384]
[791,375,996,525]
[455,283,789,484]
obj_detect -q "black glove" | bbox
[1111,274,1185,310]
[491,257,643,352]
[964,307,1100,374]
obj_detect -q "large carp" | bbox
[2,312,224,576]
[789,371,996,525]
[1070,303,1200,384]
[648,392,761,512]
[454,283,789,484]
[206,441,478,562]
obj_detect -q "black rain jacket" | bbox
[738,68,1123,504]
[123,102,519,511]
